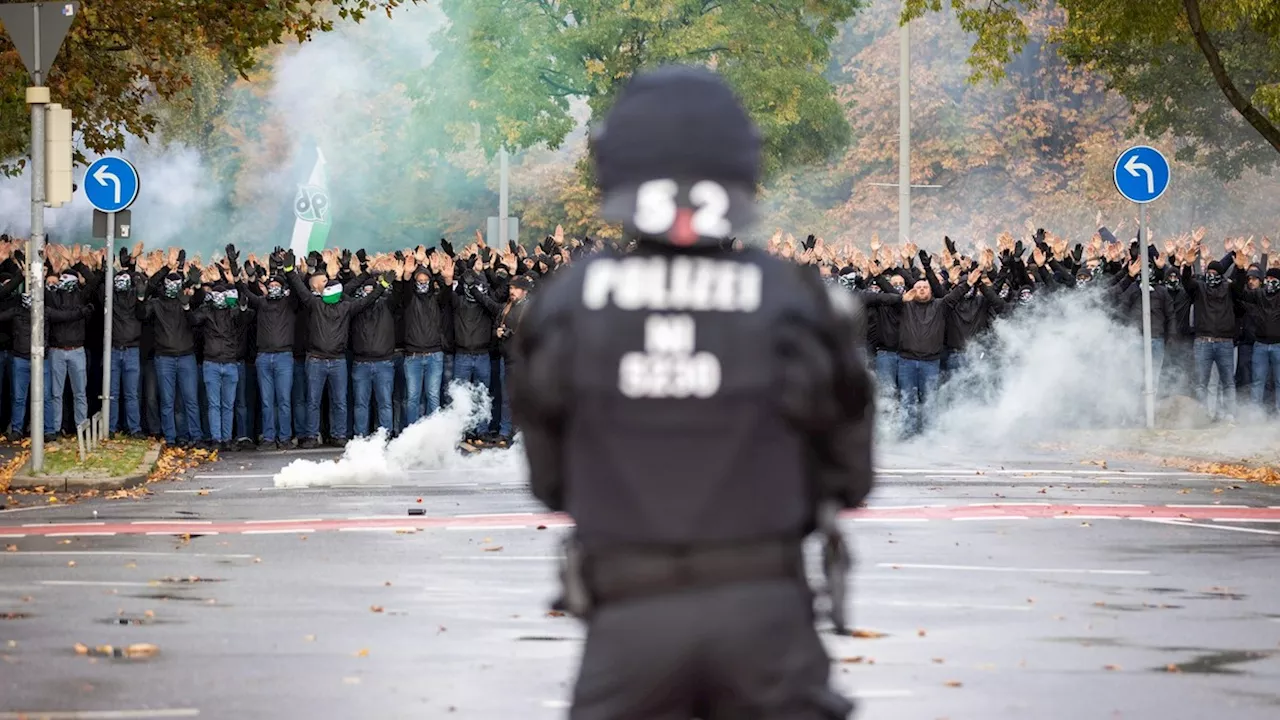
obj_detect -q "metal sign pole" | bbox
[101,211,115,439]
[29,87,47,468]
[1138,204,1155,428]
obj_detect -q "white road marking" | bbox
[245,518,323,524]
[863,505,944,510]
[445,525,529,531]
[851,518,929,523]
[951,516,1029,521]
[979,502,1051,507]
[4,551,253,558]
[338,527,419,533]
[0,505,69,514]
[883,469,1194,476]
[0,709,200,719]
[130,520,212,525]
[456,512,537,518]
[242,529,315,535]
[1051,516,1120,520]
[23,522,107,528]
[854,599,1032,612]
[47,532,117,537]
[39,580,156,587]
[877,563,1151,575]
[164,488,221,494]
[851,689,915,699]
[1210,519,1280,523]
[441,556,557,561]
[1141,519,1280,536]
[1166,504,1250,509]
[0,533,28,538]
[1073,503,1144,508]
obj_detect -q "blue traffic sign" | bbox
[83,156,140,213]
[1113,146,1170,204]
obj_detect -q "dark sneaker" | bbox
[326,437,348,449]
[298,437,320,450]
[235,437,255,452]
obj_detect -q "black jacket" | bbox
[137,283,198,358]
[451,272,500,353]
[497,297,529,361]
[1182,266,1241,339]
[350,283,398,362]
[399,276,452,355]
[46,263,97,348]
[0,302,87,358]
[1117,275,1177,339]
[865,282,968,361]
[191,304,255,363]
[101,271,145,349]
[241,285,298,355]
[287,271,386,359]
[1240,288,1280,344]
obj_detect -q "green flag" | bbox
[290,147,331,255]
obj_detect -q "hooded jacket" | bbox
[192,299,255,363]
[350,279,398,362]
[1240,276,1280,344]
[399,273,452,355]
[451,267,500,353]
[100,271,145,349]
[1116,274,1176,339]
[137,275,198,357]
[46,263,97,348]
[241,282,298,354]
[287,270,386,359]
[1182,260,1242,340]
[866,281,969,361]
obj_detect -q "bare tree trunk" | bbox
[1182,0,1280,155]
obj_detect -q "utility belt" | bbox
[558,502,851,631]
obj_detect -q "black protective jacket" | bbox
[509,244,874,553]
[99,271,145,349]
[137,292,197,357]
[0,302,87,358]
[864,282,968,361]
[241,286,298,355]
[1240,288,1280,344]
[191,304,255,363]
[287,271,386,359]
[451,273,500,353]
[1182,265,1242,340]
[46,263,97,348]
[1116,275,1176,339]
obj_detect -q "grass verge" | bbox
[42,437,152,477]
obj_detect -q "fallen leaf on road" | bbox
[838,656,864,664]
[4,545,15,552]
[932,658,945,664]
[917,629,927,637]
[1026,598,1035,604]
[384,581,392,587]
[1177,489,1191,494]
[342,676,361,685]
[125,562,136,568]
[1165,664,1181,673]
[197,490,209,496]
[124,644,158,658]
[849,629,886,639]
[1037,488,1048,494]
[944,681,963,688]
[58,539,71,545]
[370,606,384,613]
[1080,522,1091,527]
[1104,664,1121,671]
[482,546,503,552]
[304,635,316,642]
[536,525,547,530]
[1212,488,1223,494]
[144,610,155,618]
[482,537,492,543]
[47,496,59,503]
[67,561,76,567]
[253,558,262,563]
[546,610,566,618]
[1094,602,1107,607]
[74,643,89,655]
[416,498,423,503]
[355,649,369,658]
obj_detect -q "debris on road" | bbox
[849,629,886,639]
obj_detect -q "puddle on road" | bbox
[1156,650,1274,675]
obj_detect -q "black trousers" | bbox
[571,580,853,720]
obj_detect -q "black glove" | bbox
[440,239,455,257]
[394,250,404,263]
[944,236,957,256]
[177,249,186,268]
[119,247,131,269]
[340,248,352,269]
[1034,228,1046,244]
[479,247,492,264]
[1013,240,1024,258]
[803,234,816,251]
[424,247,436,258]
[917,249,931,267]
[81,303,95,316]
[307,250,323,271]
[225,243,239,267]
[283,250,297,270]
[508,240,519,255]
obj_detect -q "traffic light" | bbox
[46,102,73,208]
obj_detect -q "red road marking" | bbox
[3,505,1280,537]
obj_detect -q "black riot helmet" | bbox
[591,65,761,247]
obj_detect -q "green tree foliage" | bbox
[0,0,418,173]
[901,0,1280,179]
[414,0,864,178]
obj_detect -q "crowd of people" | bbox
[0,221,1275,450]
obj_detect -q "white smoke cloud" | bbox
[273,381,524,488]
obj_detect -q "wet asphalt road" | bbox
[2,443,1279,720]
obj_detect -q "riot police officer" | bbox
[509,65,875,720]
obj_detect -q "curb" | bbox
[9,443,162,492]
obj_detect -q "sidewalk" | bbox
[1051,423,1280,485]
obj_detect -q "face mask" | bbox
[114,274,132,292]
[322,284,343,305]
[223,290,239,309]
[356,285,374,299]
[1090,265,1102,278]
[867,284,881,294]
[163,280,183,299]
[1166,277,1182,292]
[266,285,287,300]
[20,293,31,309]
[209,291,225,307]
[1265,278,1280,295]
[1076,275,1092,286]
[1018,288,1033,304]
[415,281,431,294]
[890,285,905,295]
[998,286,1011,300]
[58,274,79,291]
[1205,274,1223,288]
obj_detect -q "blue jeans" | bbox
[257,352,294,442]
[352,359,394,436]
[110,347,142,434]
[442,353,455,404]
[498,359,513,437]
[875,350,899,395]
[10,356,45,437]
[392,353,406,434]
[155,354,201,444]
[305,357,348,440]
[47,347,88,435]
[1194,338,1236,418]
[292,357,308,441]
[1252,343,1280,411]
[453,351,491,389]
[235,362,251,440]
[897,358,941,437]
[202,361,239,443]
[404,352,445,424]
